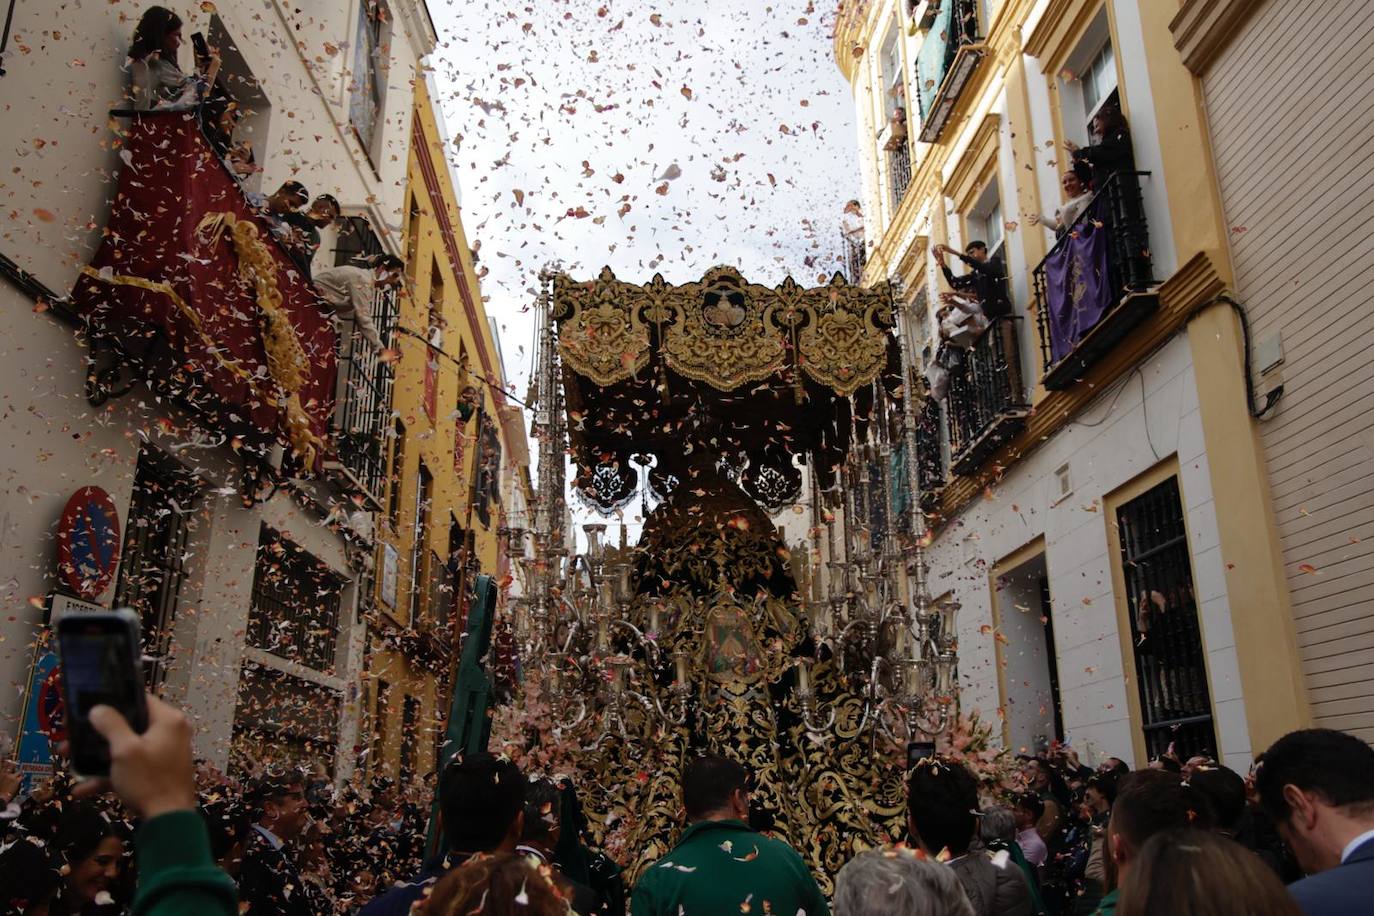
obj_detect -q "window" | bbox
[405,194,422,282]
[474,422,501,529]
[399,695,420,785]
[1116,477,1217,761]
[231,664,341,777]
[409,462,434,624]
[371,679,392,773]
[349,0,391,161]
[388,420,406,527]
[968,183,1004,260]
[1081,40,1117,123]
[880,24,904,120]
[115,447,200,688]
[248,526,344,673]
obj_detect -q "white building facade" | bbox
[0,0,437,780]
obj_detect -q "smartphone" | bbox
[907,740,936,769]
[191,31,210,63]
[56,609,148,777]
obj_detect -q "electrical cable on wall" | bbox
[1186,294,1284,419]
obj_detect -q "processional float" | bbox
[507,265,960,886]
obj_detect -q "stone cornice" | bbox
[1023,0,1099,71]
[1169,0,1261,76]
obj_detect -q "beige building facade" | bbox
[835,0,1314,769]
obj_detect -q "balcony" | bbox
[1032,171,1157,391]
[915,0,986,143]
[326,310,397,508]
[947,317,1029,475]
[71,111,337,476]
[889,140,914,211]
[842,231,868,282]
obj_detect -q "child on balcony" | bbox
[129,7,220,111]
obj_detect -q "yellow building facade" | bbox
[364,77,525,787]
[835,0,1308,768]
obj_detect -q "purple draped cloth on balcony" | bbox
[1044,214,1113,364]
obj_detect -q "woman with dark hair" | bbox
[1067,103,1133,191]
[48,803,129,914]
[129,6,220,110]
[1116,828,1301,916]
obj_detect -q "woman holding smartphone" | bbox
[128,6,220,110]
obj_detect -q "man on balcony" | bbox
[935,241,1010,320]
[314,254,404,353]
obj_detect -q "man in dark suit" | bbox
[1256,729,1374,916]
[934,241,1011,320]
[238,767,316,916]
[906,757,1032,916]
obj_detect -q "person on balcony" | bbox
[1068,104,1134,192]
[129,6,220,111]
[314,254,404,353]
[280,195,341,281]
[1029,172,1094,238]
[934,241,1010,320]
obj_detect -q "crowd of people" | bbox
[3,689,1372,916]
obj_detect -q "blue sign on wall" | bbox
[15,646,59,794]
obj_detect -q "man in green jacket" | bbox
[630,754,829,916]
[76,694,238,916]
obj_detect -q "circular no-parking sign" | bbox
[56,486,121,599]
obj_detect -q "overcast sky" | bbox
[427,0,860,536]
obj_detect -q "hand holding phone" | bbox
[191,31,210,63]
[73,695,198,819]
[57,609,148,777]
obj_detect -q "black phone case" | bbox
[57,612,147,777]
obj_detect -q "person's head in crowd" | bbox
[1083,774,1116,816]
[370,254,406,290]
[421,854,568,916]
[978,806,1017,848]
[1183,755,1217,779]
[306,194,341,229]
[1190,765,1247,834]
[0,836,60,915]
[1108,770,1214,885]
[1098,757,1130,777]
[1254,728,1374,875]
[439,751,525,857]
[964,240,988,262]
[1090,103,1128,141]
[251,767,310,844]
[832,846,975,916]
[266,181,309,215]
[1011,792,1044,834]
[1022,754,1070,808]
[681,753,750,824]
[51,802,128,912]
[201,794,251,877]
[129,6,183,64]
[1061,171,1087,200]
[906,757,978,857]
[520,777,564,853]
[1116,828,1302,916]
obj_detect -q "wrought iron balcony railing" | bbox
[947,317,1028,475]
[1032,171,1157,391]
[890,141,913,211]
[915,0,985,143]
[328,307,397,510]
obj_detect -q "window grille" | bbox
[1116,476,1217,761]
[409,463,433,624]
[247,525,344,673]
[399,694,420,784]
[114,447,200,688]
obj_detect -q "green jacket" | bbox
[132,810,239,916]
[631,819,830,916]
[1094,888,1118,916]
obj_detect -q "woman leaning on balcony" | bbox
[128,6,220,111]
[1029,172,1094,239]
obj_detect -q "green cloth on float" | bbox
[131,810,238,916]
[630,819,830,916]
